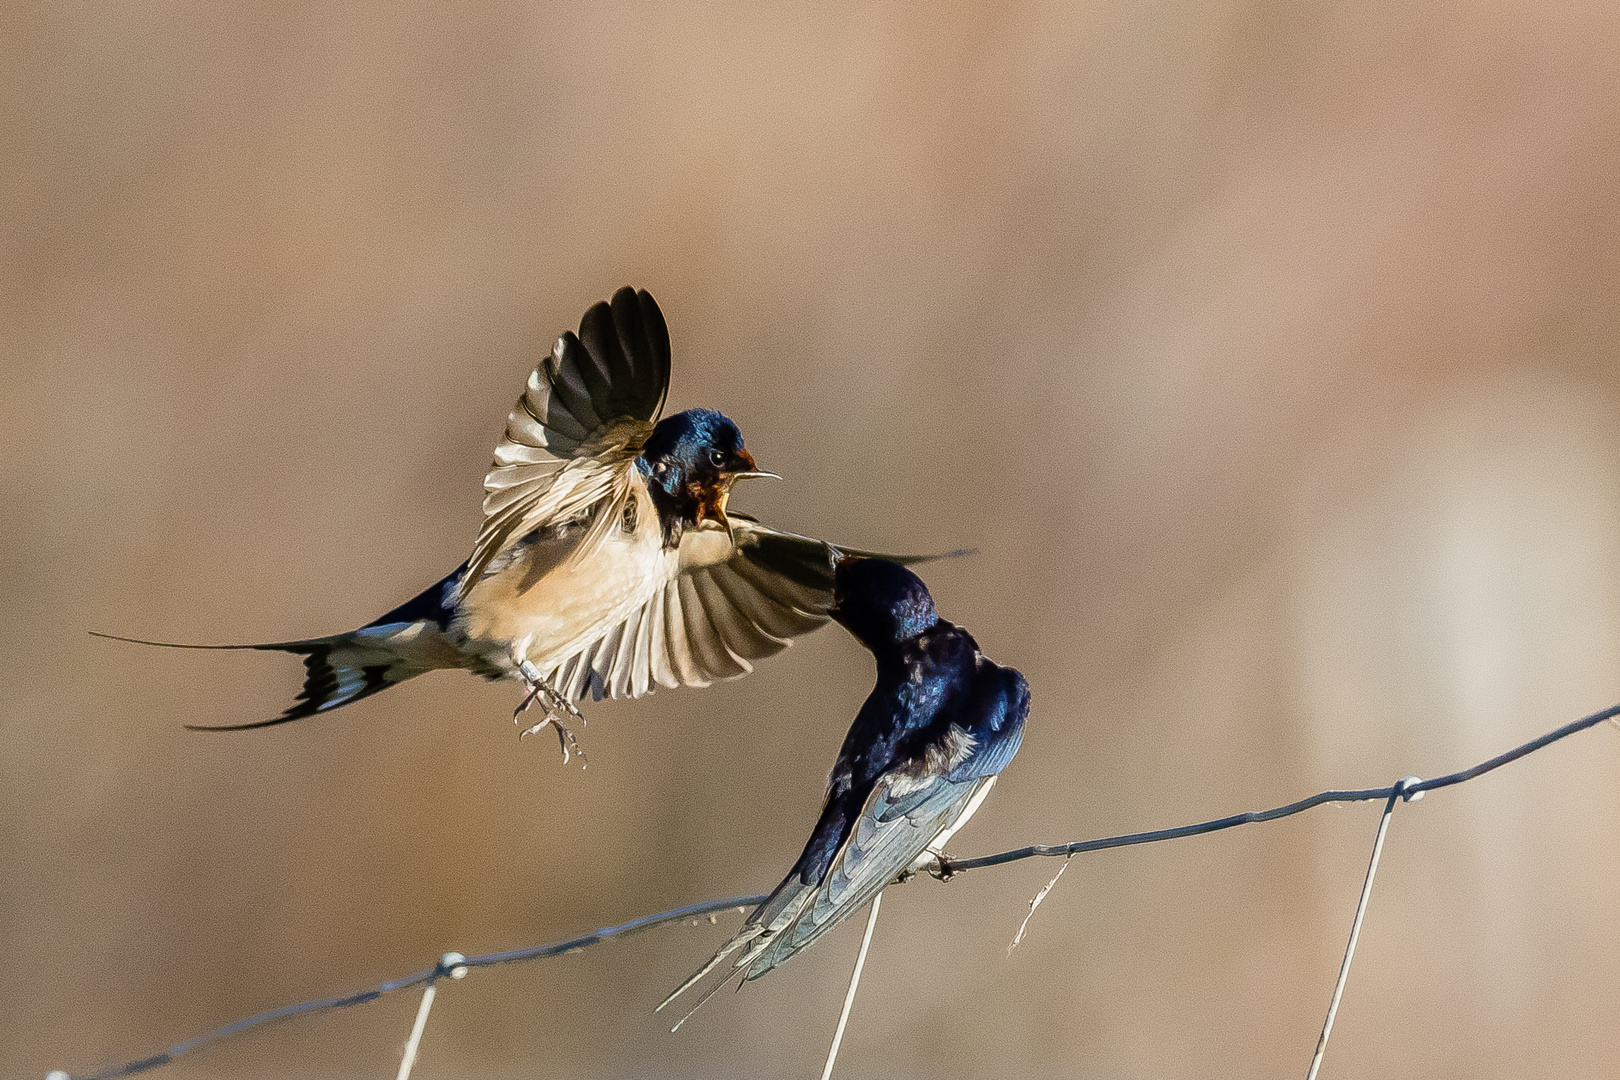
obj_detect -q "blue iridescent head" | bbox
[640,408,771,531]
[830,558,939,648]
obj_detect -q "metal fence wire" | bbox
[43,701,1620,1080]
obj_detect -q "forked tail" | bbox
[91,565,464,730]
[89,630,430,729]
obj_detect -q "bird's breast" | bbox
[452,484,676,674]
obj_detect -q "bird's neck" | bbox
[868,636,928,677]
[869,622,967,675]
[640,460,725,547]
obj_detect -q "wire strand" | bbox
[941,700,1620,874]
[66,896,767,1080]
[54,701,1620,1080]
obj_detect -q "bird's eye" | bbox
[708,449,727,468]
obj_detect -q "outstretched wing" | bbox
[459,286,672,600]
[543,518,949,702]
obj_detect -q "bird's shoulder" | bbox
[939,651,1029,782]
[894,620,979,683]
[891,629,1028,775]
[902,621,984,708]
[970,651,1030,722]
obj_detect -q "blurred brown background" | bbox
[7,2,1620,1078]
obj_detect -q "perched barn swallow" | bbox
[659,557,1028,1025]
[98,288,938,762]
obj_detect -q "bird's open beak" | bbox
[728,447,780,485]
[709,458,780,530]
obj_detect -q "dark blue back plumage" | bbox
[362,563,463,632]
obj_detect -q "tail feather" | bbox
[88,631,391,727]
[88,631,318,651]
[658,880,817,1029]
[182,636,419,730]
[665,953,755,1032]
[656,925,761,1015]
[93,568,463,730]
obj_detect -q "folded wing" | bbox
[660,651,1027,1019]
[725,678,1029,983]
[656,772,987,1026]
[744,774,993,980]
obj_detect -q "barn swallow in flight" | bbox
[97,288,941,763]
[658,557,1028,1025]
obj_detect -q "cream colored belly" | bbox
[454,520,674,677]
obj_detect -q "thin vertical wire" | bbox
[1305,778,1417,1080]
[397,953,466,1080]
[396,982,437,1080]
[821,891,884,1080]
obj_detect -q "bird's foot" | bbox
[517,711,588,767]
[516,661,586,723]
[514,663,588,768]
[926,851,959,882]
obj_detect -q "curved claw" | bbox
[513,663,589,768]
[519,714,587,766]
[515,684,545,718]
